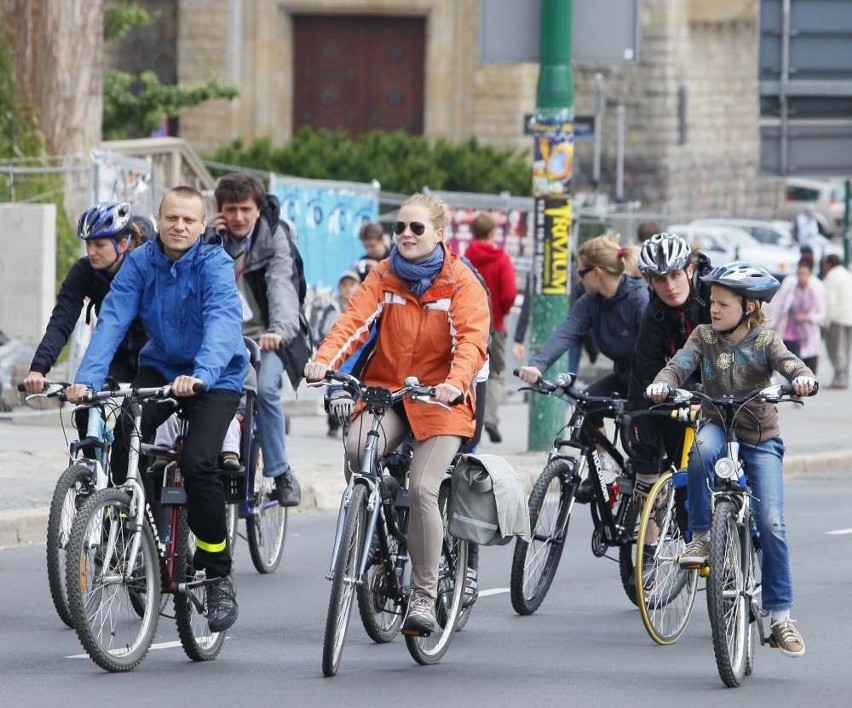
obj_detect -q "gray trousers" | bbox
[343,409,461,599]
[826,323,852,387]
[485,329,507,429]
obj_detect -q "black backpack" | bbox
[279,219,307,308]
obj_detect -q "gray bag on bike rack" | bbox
[449,454,530,546]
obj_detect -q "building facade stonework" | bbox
[174,0,778,222]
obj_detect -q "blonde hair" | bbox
[745,299,768,329]
[400,193,449,233]
[577,233,641,278]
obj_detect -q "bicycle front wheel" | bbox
[65,488,161,672]
[46,462,97,628]
[405,481,468,665]
[322,483,368,677]
[707,498,749,687]
[247,451,287,574]
[509,458,577,615]
[174,508,226,661]
[635,472,698,645]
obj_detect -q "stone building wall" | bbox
[172,0,780,220]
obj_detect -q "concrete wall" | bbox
[0,204,56,344]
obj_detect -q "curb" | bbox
[2,450,850,550]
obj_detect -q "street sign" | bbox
[524,113,594,140]
[481,0,639,64]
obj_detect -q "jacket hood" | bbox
[465,240,505,266]
[602,275,646,308]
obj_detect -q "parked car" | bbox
[778,177,847,235]
[668,223,799,278]
[691,218,842,266]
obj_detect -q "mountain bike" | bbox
[509,372,641,615]
[18,381,119,629]
[221,338,287,573]
[663,383,815,687]
[64,383,228,672]
[627,404,700,645]
[316,371,469,677]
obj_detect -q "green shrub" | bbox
[209,127,532,196]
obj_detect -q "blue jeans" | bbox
[257,350,289,478]
[686,423,792,611]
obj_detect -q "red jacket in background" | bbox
[464,240,517,333]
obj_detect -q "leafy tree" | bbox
[102,1,239,139]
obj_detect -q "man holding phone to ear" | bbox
[212,172,302,507]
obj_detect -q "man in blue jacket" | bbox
[67,186,248,633]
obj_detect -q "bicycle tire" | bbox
[744,544,762,676]
[635,472,698,645]
[509,458,577,615]
[617,498,641,606]
[405,481,468,665]
[247,450,288,574]
[225,502,239,555]
[356,530,404,644]
[65,488,161,672]
[707,497,749,687]
[322,483,368,677]
[174,507,227,661]
[46,462,97,628]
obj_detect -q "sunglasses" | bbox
[393,221,427,236]
[577,266,596,278]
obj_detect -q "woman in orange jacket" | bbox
[304,193,490,635]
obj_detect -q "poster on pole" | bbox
[270,175,379,289]
[534,197,571,296]
[531,109,575,199]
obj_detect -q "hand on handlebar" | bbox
[304,361,329,382]
[791,376,818,398]
[64,384,90,404]
[645,382,673,404]
[433,382,462,404]
[517,365,542,385]
[327,389,355,425]
[22,371,47,394]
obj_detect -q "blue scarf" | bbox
[390,245,445,297]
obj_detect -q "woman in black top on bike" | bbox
[23,201,148,395]
[626,232,712,493]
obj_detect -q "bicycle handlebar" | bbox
[512,368,628,412]
[16,381,205,404]
[663,382,818,408]
[318,370,460,407]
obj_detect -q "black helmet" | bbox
[638,232,692,277]
[699,261,780,303]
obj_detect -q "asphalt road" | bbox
[1,472,851,707]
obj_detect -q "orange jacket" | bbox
[314,244,490,441]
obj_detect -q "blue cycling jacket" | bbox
[75,236,248,392]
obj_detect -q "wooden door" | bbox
[292,14,425,136]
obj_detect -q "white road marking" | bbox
[67,640,184,659]
[480,587,509,597]
[826,528,852,536]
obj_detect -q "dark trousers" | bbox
[459,380,487,455]
[110,367,239,578]
[583,372,629,430]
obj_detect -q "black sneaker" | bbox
[206,576,238,633]
[274,471,301,507]
[484,424,502,444]
[574,478,594,504]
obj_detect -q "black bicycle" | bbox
[65,383,228,672]
[509,372,641,615]
[316,371,469,677]
[661,383,816,687]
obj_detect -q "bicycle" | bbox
[18,381,119,629]
[64,383,228,672]
[221,338,287,573]
[662,383,814,687]
[316,371,469,677]
[509,372,641,615]
[628,404,700,645]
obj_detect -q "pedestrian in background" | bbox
[464,212,517,444]
[354,222,390,281]
[771,257,825,373]
[822,254,852,389]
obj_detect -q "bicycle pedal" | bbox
[401,627,432,638]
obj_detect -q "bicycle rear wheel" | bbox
[745,543,762,676]
[174,508,226,661]
[635,472,698,645]
[46,462,97,628]
[707,497,749,687]
[225,502,239,555]
[322,483,368,677]
[617,498,641,606]
[405,481,468,665]
[66,488,161,672]
[247,450,288,574]
[357,530,405,643]
[509,458,577,615]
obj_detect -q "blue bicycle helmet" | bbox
[699,261,780,303]
[76,202,133,241]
